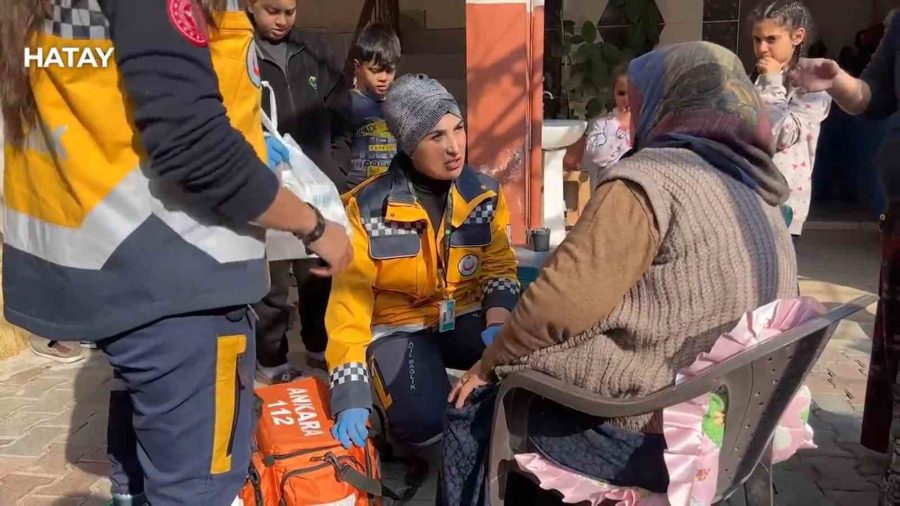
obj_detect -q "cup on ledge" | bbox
[528,227,551,252]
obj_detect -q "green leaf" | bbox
[586,97,605,119]
[580,21,597,45]
[563,20,576,35]
[573,43,593,64]
[590,50,610,84]
[601,43,625,64]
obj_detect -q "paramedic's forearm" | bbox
[485,307,511,327]
[254,188,318,235]
[830,70,872,115]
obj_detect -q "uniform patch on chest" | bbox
[458,254,480,277]
[167,0,208,47]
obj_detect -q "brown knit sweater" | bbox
[490,148,798,432]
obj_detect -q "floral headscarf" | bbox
[627,41,790,206]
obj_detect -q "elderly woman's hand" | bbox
[449,360,492,409]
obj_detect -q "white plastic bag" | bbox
[260,81,351,261]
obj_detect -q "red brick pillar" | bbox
[465,0,544,245]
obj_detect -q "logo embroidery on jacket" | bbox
[308,75,318,91]
[167,0,208,47]
[458,254,480,277]
[246,41,261,88]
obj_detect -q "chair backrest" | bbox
[711,297,870,500]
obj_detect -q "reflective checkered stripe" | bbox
[45,0,109,40]
[329,362,369,387]
[482,277,521,312]
[464,200,496,225]
[329,362,372,416]
[362,217,425,237]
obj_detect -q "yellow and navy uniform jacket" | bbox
[325,160,521,414]
[3,0,278,339]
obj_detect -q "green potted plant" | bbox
[548,0,663,120]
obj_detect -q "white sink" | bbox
[542,119,587,150]
[540,119,587,247]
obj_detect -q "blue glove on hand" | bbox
[332,408,369,449]
[481,324,503,346]
[264,132,290,172]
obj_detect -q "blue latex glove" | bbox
[332,408,369,449]
[264,132,290,172]
[481,324,503,346]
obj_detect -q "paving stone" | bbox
[4,367,51,386]
[805,372,838,395]
[850,446,891,477]
[0,456,37,480]
[16,378,73,400]
[823,490,880,505]
[19,389,77,415]
[0,398,36,419]
[31,461,109,498]
[26,443,88,476]
[827,362,868,380]
[799,429,852,457]
[0,412,55,439]
[812,413,863,444]
[64,417,107,448]
[806,456,877,492]
[816,349,848,364]
[21,496,89,506]
[39,407,94,433]
[76,445,108,464]
[813,394,857,415]
[773,469,832,504]
[89,476,113,500]
[0,474,55,503]
[0,426,65,458]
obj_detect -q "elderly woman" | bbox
[443,41,798,504]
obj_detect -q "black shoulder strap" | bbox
[336,465,418,503]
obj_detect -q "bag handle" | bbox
[260,80,279,137]
[336,463,418,503]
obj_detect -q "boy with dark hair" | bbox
[248,0,353,381]
[347,23,401,188]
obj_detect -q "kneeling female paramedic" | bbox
[1,1,351,504]
[326,74,520,449]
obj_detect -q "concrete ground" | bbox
[0,226,889,505]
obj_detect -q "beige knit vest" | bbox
[499,148,798,432]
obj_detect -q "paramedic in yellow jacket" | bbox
[327,74,520,449]
[0,1,351,504]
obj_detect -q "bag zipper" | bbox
[263,443,342,466]
[277,461,333,506]
[248,465,264,506]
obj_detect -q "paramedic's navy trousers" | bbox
[367,312,485,447]
[103,306,256,505]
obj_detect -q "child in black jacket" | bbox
[248,0,353,381]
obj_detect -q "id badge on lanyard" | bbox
[438,197,455,333]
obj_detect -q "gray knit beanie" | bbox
[383,74,462,154]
